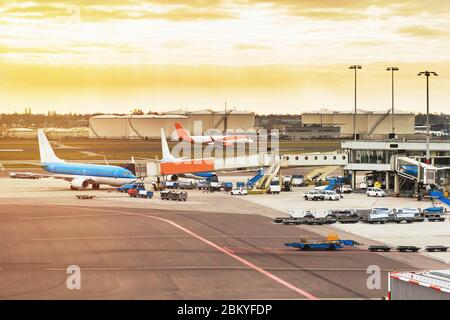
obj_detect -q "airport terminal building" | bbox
[342,140,450,192]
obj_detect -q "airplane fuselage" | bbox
[190,135,252,145]
[43,162,137,187]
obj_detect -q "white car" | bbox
[231,187,248,195]
[366,187,386,197]
[303,190,324,201]
[320,190,341,201]
[339,185,353,194]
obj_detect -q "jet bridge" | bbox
[395,157,438,185]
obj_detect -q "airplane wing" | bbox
[207,136,232,147]
[8,171,76,181]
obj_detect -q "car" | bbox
[303,190,324,201]
[117,182,145,193]
[338,185,353,194]
[366,187,386,197]
[320,190,341,201]
[231,187,248,195]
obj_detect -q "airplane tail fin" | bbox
[175,122,193,143]
[37,129,64,164]
[160,128,176,162]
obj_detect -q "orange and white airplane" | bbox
[174,123,253,147]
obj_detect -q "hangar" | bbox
[89,109,255,139]
[302,109,415,136]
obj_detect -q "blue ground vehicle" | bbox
[117,182,145,193]
[285,238,359,251]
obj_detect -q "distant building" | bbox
[302,109,415,136]
[89,109,255,139]
[283,125,340,140]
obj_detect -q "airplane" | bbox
[160,128,218,183]
[35,129,137,190]
[174,122,253,147]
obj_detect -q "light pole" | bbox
[386,67,399,138]
[418,71,438,163]
[349,65,362,140]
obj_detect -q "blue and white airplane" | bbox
[37,129,136,190]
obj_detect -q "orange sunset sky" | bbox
[0,0,449,114]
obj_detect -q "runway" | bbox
[0,198,446,299]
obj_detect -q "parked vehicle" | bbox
[393,208,416,223]
[320,190,341,201]
[268,181,281,194]
[231,187,248,195]
[117,182,145,193]
[220,182,233,192]
[197,180,211,190]
[236,182,245,188]
[291,175,304,186]
[128,188,153,198]
[338,185,353,194]
[365,208,391,224]
[423,206,446,222]
[164,181,179,189]
[326,209,359,223]
[178,181,195,190]
[285,238,359,251]
[303,190,324,201]
[160,190,187,201]
[366,187,386,197]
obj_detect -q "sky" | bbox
[0,0,449,115]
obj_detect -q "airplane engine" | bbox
[70,178,89,190]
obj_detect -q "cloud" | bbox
[1,0,236,22]
[398,26,448,38]
[233,43,271,50]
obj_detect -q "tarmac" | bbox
[0,178,448,299]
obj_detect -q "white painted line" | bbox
[44,266,401,272]
[32,235,301,241]
[60,205,318,300]
[20,213,121,220]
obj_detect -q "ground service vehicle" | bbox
[397,246,421,252]
[393,208,417,223]
[160,190,187,201]
[117,182,145,193]
[220,182,233,192]
[368,245,392,252]
[128,189,153,198]
[303,190,324,201]
[320,190,341,201]
[231,187,248,195]
[365,208,391,224]
[268,182,281,194]
[425,246,448,252]
[285,234,359,251]
[366,187,386,197]
[197,180,211,190]
[291,175,304,186]
[338,185,353,194]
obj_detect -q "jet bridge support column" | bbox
[394,173,399,194]
[351,170,357,189]
[386,172,390,191]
